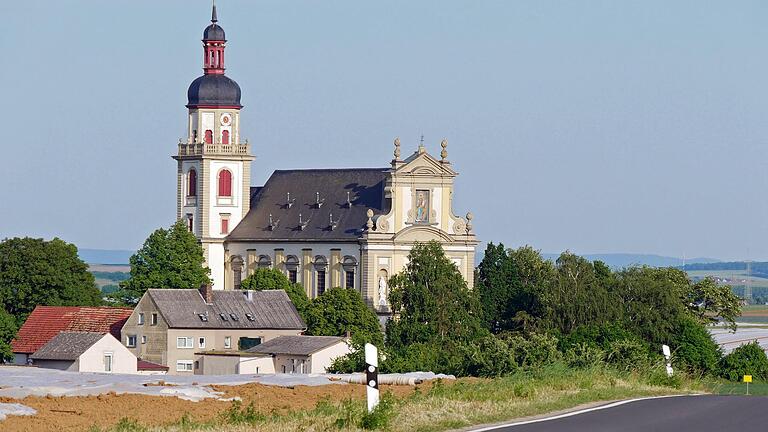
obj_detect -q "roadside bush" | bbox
[671,316,722,375]
[565,343,605,368]
[560,323,638,352]
[719,342,768,382]
[605,338,649,371]
[502,332,561,369]
[460,335,517,377]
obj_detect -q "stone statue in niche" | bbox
[378,276,388,306]
[415,190,430,223]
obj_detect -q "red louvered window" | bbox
[218,169,232,197]
[222,130,229,144]
[187,169,197,197]
[204,129,213,144]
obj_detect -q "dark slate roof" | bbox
[246,335,346,356]
[30,331,106,361]
[228,169,390,241]
[187,74,242,108]
[203,23,225,41]
[147,289,305,330]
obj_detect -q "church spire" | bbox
[211,1,218,23]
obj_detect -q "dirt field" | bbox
[0,381,428,432]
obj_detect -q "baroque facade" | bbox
[174,6,478,318]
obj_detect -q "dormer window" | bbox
[229,313,239,321]
[198,313,208,322]
[219,313,228,321]
[245,313,255,321]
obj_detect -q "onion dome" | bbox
[203,5,225,41]
[187,75,241,108]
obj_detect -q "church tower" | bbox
[173,4,253,290]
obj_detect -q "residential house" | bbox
[120,284,305,375]
[29,331,137,374]
[11,306,133,365]
[246,335,350,374]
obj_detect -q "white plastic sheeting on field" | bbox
[0,366,448,402]
[0,403,36,420]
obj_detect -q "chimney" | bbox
[200,283,214,304]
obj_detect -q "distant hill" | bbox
[542,253,720,269]
[683,261,768,279]
[78,248,133,265]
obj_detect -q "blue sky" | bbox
[1,1,767,260]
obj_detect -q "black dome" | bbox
[187,74,241,108]
[204,23,226,41]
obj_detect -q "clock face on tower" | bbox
[220,113,231,126]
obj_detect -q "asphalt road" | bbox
[480,395,768,432]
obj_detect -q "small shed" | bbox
[194,351,275,375]
[30,332,137,374]
[246,336,350,374]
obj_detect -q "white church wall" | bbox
[207,160,243,239]
[209,243,226,290]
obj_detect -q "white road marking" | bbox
[469,394,700,431]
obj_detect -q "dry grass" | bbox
[93,364,703,432]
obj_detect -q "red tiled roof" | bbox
[137,359,169,371]
[11,306,133,354]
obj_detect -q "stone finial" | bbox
[466,212,474,232]
[366,209,374,230]
[440,138,448,161]
[393,137,401,159]
[418,134,426,154]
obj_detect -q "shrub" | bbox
[222,400,266,425]
[719,342,768,382]
[605,338,649,371]
[359,393,396,430]
[671,316,721,374]
[565,343,605,368]
[503,332,561,369]
[460,336,517,377]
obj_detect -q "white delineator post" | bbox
[365,343,379,412]
[662,344,673,377]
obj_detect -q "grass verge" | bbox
[93,363,703,432]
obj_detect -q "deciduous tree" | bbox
[0,237,102,323]
[116,220,210,304]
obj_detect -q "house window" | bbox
[288,269,297,284]
[220,214,230,234]
[238,337,261,351]
[224,336,232,349]
[222,129,229,144]
[151,313,158,326]
[285,255,299,284]
[141,335,147,344]
[176,360,194,372]
[138,313,144,325]
[126,335,137,348]
[345,271,355,289]
[187,214,194,232]
[187,169,197,197]
[218,169,232,197]
[204,129,213,144]
[104,353,113,373]
[199,337,206,349]
[316,270,326,296]
[282,365,286,373]
[177,337,194,349]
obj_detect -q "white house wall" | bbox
[78,334,137,374]
[309,341,351,374]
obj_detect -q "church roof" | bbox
[228,168,390,242]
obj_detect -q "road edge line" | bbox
[468,394,700,431]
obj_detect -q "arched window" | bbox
[187,169,197,197]
[222,130,230,145]
[218,169,232,197]
[204,130,213,144]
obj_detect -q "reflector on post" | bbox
[365,343,379,413]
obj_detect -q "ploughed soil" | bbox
[0,381,431,432]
